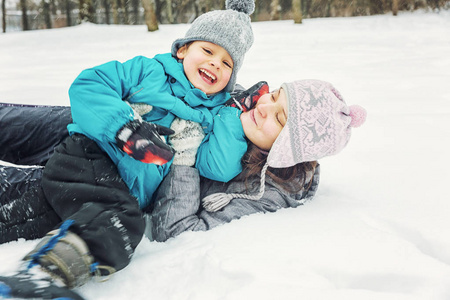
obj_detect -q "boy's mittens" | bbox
[226,81,269,112]
[116,120,175,165]
[168,118,205,167]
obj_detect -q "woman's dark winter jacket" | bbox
[149,164,320,242]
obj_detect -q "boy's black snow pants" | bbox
[1,103,145,270]
[1,134,145,272]
[0,165,61,242]
[42,134,145,271]
[1,103,71,242]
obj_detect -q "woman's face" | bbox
[177,41,234,95]
[240,88,288,150]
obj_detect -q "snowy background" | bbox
[1,9,450,300]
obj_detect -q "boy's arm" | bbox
[68,56,165,143]
[194,106,247,182]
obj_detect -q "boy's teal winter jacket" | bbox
[68,53,247,209]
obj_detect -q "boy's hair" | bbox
[172,0,255,92]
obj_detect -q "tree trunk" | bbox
[166,0,173,23]
[392,0,398,15]
[65,0,72,26]
[154,0,162,23]
[303,0,312,17]
[292,0,302,23]
[193,0,199,19]
[432,0,440,10]
[120,0,130,24]
[2,0,6,33]
[43,0,52,29]
[131,0,139,24]
[20,0,30,30]
[79,0,95,22]
[141,0,158,31]
[252,0,259,21]
[325,0,332,17]
[50,0,57,14]
[270,0,280,20]
[103,0,111,24]
[112,0,119,23]
[197,0,211,14]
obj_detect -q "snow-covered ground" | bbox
[1,9,450,300]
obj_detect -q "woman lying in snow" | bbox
[0,80,366,299]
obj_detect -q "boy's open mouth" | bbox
[199,68,217,84]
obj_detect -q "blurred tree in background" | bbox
[2,0,6,32]
[292,0,302,23]
[19,0,29,30]
[2,0,449,32]
[142,0,157,30]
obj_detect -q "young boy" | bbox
[69,0,256,209]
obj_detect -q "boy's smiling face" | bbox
[177,41,233,95]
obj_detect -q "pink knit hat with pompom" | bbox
[202,79,366,212]
[267,79,366,168]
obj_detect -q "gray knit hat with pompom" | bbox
[171,0,255,92]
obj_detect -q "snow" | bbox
[1,9,450,300]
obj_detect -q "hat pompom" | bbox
[226,0,255,15]
[348,105,367,128]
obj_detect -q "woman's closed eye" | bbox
[270,90,279,102]
[272,90,287,125]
